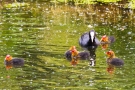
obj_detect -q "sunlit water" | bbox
[0,1,135,90]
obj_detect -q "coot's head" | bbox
[5,55,13,61]
[89,30,96,43]
[106,50,115,58]
[100,35,108,42]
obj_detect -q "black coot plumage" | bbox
[106,50,124,67]
[4,55,24,69]
[79,30,100,49]
[79,30,100,66]
[65,46,90,60]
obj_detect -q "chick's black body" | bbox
[5,58,24,68]
[65,50,90,60]
[107,58,124,66]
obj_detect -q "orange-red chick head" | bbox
[71,49,79,66]
[71,49,79,56]
[5,55,13,61]
[106,50,115,58]
[69,46,76,50]
[100,35,109,42]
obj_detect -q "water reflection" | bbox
[0,3,48,89]
[0,1,135,90]
[106,64,115,75]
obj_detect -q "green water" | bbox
[0,1,135,90]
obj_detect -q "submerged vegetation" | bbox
[53,0,135,9]
[0,0,135,9]
[56,0,122,3]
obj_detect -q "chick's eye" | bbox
[6,56,10,58]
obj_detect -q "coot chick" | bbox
[65,46,90,60]
[65,46,76,60]
[5,55,24,69]
[106,50,124,67]
[71,49,80,66]
[100,35,115,50]
[100,35,115,44]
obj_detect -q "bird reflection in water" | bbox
[106,64,115,75]
[79,30,100,66]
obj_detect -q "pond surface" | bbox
[0,1,135,90]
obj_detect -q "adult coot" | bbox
[79,30,100,66]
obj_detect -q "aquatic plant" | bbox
[3,1,30,8]
[52,0,122,4]
[124,0,135,9]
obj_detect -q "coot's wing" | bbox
[79,33,89,47]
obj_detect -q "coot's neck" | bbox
[88,33,95,46]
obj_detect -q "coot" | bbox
[79,30,100,66]
[65,46,90,60]
[5,55,24,69]
[106,50,124,66]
